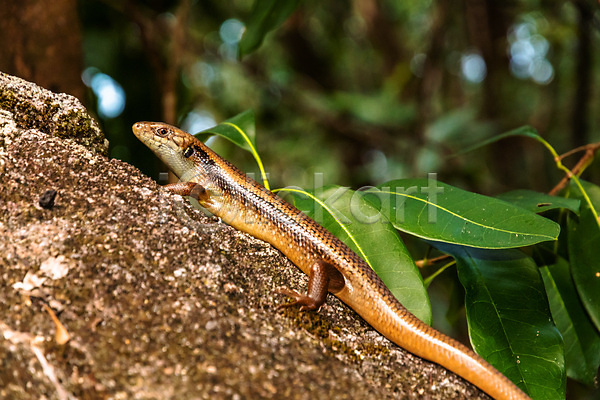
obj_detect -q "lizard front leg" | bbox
[163,182,211,205]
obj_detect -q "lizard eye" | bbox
[156,127,170,137]
[183,146,195,158]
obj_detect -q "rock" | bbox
[0,72,107,156]
[0,72,488,399]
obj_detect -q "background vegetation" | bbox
[2,0,598,192]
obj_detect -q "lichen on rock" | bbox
[0,72,108,156]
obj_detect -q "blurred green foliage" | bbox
[78,0,600,194]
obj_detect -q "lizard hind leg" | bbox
[278,260,345,311]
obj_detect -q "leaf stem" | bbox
[423,260,456,288]
[549,143,599,195]
[415,254,450,268]
[223,121,271,190]
[534,136,600,229]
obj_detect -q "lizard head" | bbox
[132,121,207,180]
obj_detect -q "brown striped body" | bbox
[132,122,530,400]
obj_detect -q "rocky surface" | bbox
[0,72,488,399]
[0,72,107,156]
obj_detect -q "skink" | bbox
[132,121,530,400]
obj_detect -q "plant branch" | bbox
[549,142,600,195]
[415,254,449,268]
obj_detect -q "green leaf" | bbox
[540,257,600,386]
[567,180,600,332]
[434,244,565,399]
[277,186,432,325]
[455,125,542,156]
[496,190,580,214]
[197,109,270,190]
[197,109,256,151]
[365,178,560,249]
[239,0,300,57]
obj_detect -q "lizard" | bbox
[132,121,530,400]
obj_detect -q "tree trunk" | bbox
[0,0,85,101]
